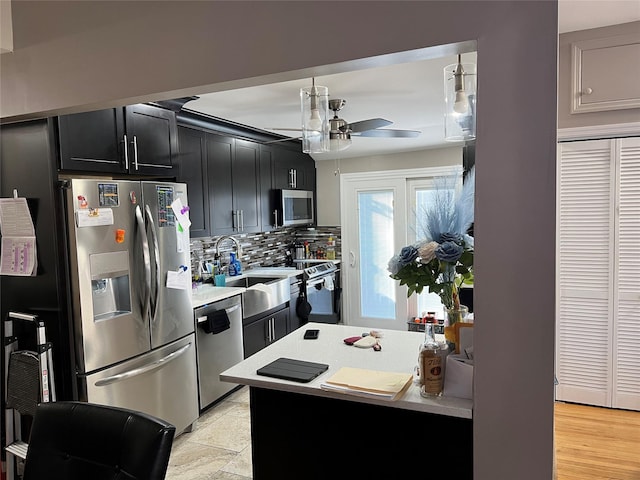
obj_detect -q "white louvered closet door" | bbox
[557,139,615,407]
[557,137,640,411]
[614,137,640,410]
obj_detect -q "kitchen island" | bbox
[221,322,473,479]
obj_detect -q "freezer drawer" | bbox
[78,333,198,435]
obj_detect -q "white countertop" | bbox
[191,267,304,308]
[220,322,473,419]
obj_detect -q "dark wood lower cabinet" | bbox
[249,387,473,479]
[243,308,289,358]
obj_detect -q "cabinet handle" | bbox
[133,135,139,170]
[266,318,271,343]
[232,210,237,231]
[289,168,297,189]
[270,318,275,343]
[123,134,129,170]
[273,209,279,228]
[582,87,593,96]
[240,210,244,231]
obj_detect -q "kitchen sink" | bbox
[224,276,280,288]
[225,275,290,319]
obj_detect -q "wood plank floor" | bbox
[555,402,640,480]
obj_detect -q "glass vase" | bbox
[444,305,469,351]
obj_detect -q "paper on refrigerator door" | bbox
[170,198,191,229]
[166,270,191,290]
[0,197,38,276]
[170,198,190,253]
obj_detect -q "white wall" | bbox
[316,146,462,225]
[0,3,558,478]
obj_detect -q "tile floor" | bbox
[166,386,253,480]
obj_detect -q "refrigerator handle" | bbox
[93,342,192,387]
[135,205,151,323]
[145,204,161,324]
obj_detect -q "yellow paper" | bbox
[324,367,413,395]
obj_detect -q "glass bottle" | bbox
[326,236,336,260]
[419,320,444,397]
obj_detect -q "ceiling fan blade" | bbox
[347,118,393,133]
[270,128,303,132]
[264,136,302,144]
[353,129,421,138]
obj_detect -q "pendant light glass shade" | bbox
[444,58,476,141]
[300,81,329,153]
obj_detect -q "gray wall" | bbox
[0,2,558,479]
[316,146,461,225]
[558,21,640,129]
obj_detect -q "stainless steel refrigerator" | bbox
[65,178,198,434]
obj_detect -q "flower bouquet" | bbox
[388,168,475,344]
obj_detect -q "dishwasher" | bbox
[195,294,244,411]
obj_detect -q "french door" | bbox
[340,167,460,330]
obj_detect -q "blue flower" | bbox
[387,255,402,275]
[440,232,463,244]
[398,245,419,266]
[435,241,464,263]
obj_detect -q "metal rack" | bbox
[3,312,56,480]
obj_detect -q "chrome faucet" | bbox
[214,235,242,258]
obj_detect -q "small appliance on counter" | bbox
[294,241,305,260]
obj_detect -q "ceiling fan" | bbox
[270,98,420,151]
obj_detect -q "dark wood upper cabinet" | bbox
[175,112,316,236]
[58,104,178,176]
[207,135,235,235]
[58,109,125,173]
[206,136,261,236]
[233,139,261,233]
[176,126,209,237]
[272,146,316,191]
[259,145,277,230]
[124,104,178,175]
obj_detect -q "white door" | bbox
[613,136,640,410]
[342,177,407,330]
[340,167,460,330]
[556,137,640,411]
[556,139,615,407]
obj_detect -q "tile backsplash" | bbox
[190,226,341,276]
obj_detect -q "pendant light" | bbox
[444,55,476,141]
[300,78,329,153]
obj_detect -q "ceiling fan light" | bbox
[444,56,477,142]
[329,131,352,152]
[300,79,330,153]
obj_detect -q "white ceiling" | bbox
[183,2,640,162]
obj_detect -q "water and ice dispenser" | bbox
[89,251,132,321]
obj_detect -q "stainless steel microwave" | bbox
[279,189,315,226]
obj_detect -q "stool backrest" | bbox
[22,401,175,480]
